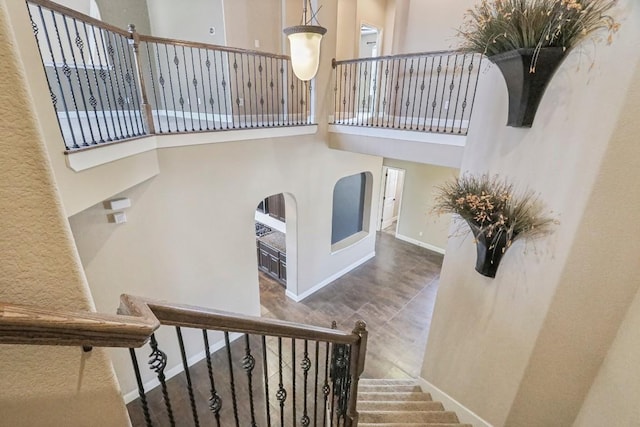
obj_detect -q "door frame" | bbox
[377,166,405,234]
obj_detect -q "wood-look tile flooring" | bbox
[259,231,443,380]
[127,232,443,425]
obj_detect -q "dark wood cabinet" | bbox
[265,194,285,222]
[257,240,286,285]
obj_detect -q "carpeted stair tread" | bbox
[358,401,445,411]
[359,384,423,393]
[358,391,433,401]
[358,424,473,427]
[359,410,459,424]
[359,378,420,386]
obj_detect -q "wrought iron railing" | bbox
[331,51,483,135]
[0,294,368,427]
[26,0,311,151]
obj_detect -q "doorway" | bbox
[378,166,405,236]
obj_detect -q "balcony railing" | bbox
[331,51,483,135]
[26,0,311,151]
[0,294,368,426]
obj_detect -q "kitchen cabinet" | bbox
[265,193,286,222]
[257,240,286,285]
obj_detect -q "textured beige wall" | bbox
[95,0,152,35]
[336,0,357,59]
[421,1,640,426]
[0,2,130,425]
[383,159,457,251]
[224,0,282,53]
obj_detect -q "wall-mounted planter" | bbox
[469,223,510,278]
[489,47,566,128]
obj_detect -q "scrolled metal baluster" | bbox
[301,340,311,427]
[81,20,112,141]
[443,53,458,132]
[277,337,287,427]
[176,327,200,426]
[258,58,265,126]
[409,58,421,130]
[422,56,436,131]
[129,348,153,427]
[232,53,242,128]
[416,56,428,132]
[224,331,241,427]
[189,46,203,131]
[172,45,187,131]
[351,63,358,125]
[403,58,415,129]
[364,61,373,126]
[97,29,125,137]
[269,57,276,126]
[313,341,320,427]
[213,50,228,129]
[290,68,297,125]
[322,340,330,427]
[31,6,77,149]
[203,330,223,427]
[144,41,162,133]
[181,45,195,131]
[436,54,451,132]
[398,58,408,130]
[204,49,216,130]
[429,56,443,131]
[245,53,254,128]
[451,53,467,133]
[148,334,175,426]
[112,32,136,137]
[330,343,351,424]
[292,338,297,427]
[341,65,348,124]
[382,59,392,128]
[163,43,180,132]
[262,336,272,427]
[243,334,258,427]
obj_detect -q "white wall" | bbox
[383,159,457,251]
[0,1,130,425]
[146,0,226,45]
[421,1,640,426]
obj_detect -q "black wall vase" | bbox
[488,47,566,128]
[469,224,510,278]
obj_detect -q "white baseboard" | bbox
[123,332,243,404]
[286,251,375,302]
[395,233,446,255]
[417,377,494,427]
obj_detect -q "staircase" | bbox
[358,379,472,427]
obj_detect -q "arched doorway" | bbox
[254,192,297,303]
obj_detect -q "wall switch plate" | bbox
[109,212,127,224]
[254,39,260,48]
[106,197,131,210]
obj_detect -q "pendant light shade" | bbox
[283,1,327,81]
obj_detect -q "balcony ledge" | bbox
[65,125,318,172]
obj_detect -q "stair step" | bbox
[358,392,433,402]
[359,410,459,424]
[359,384,423,393]
[358,400,445,411]
[358,424,473,427]
[359,378,419,386]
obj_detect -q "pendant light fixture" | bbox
[283,0,327,81]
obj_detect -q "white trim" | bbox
[66,125,318,171]
[417,377,494,427]
[285,251,375,302]
[123,332,243,404]
[328,124,466,146]
[395,233,446,255]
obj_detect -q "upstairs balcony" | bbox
[27,0,483,174]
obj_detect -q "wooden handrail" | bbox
[0,294,359,348]
[332,49,466,67]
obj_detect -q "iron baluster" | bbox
[32,6,77,149]
[364,61,373,126]
[269,57,276,126]
[277,337,287,427]
[176,327,200,426]
[280,59,286,126]
[71,18,104,143]
[351,63,358,125]
[463,54,483,135]
[213,50,227,130]
[96,27,124,139]
[162,43,179,131]
[416,56,428,132]
[148,333,175,426]
[301,340,311,427]
[257,57,265,126]
[332,63,338,124]
[429,55,443,131]
[203,48,215,131]
[121,31,145,136]
[243,334,258,427]
[398,58,408,130]
[375,58,383,127]
[262,336,272,427]
[232,53,241,128]
[382,59,391,128]
[180,45,195,131]
[223,51,234,129]
[451,53,466,133]
[190,46,203,131]
[171,45,187,131]
[203,330,223,427]
[346,63,353,125]
[422,56,436,131]
[292,339,297,427]
[61,14,95,144]
[313,341,320,427]
[403,58,415,129]
[341,64,348,124]
[50,9,88,146]
[224,331,241,427]
[238,53,248,128]
[129,348,153,427]
[436,54,451,132]
[322,340,330,427]
[290,65,296,125]
[443,53,458,132]
[409,58,420,130]
[357,61,365,125]
[144,41,162,133]
[81,20,112,141]
[110,31,134,137]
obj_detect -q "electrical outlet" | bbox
[254,39,260,48]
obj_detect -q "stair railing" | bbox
[331,50,483,135]
[0,294,368,427]
[26,0,311,151]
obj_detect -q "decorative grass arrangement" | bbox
[433,174,556,252]
[459,0,620,61]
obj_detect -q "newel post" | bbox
[346,320,368,427]
[127,24,155,134]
